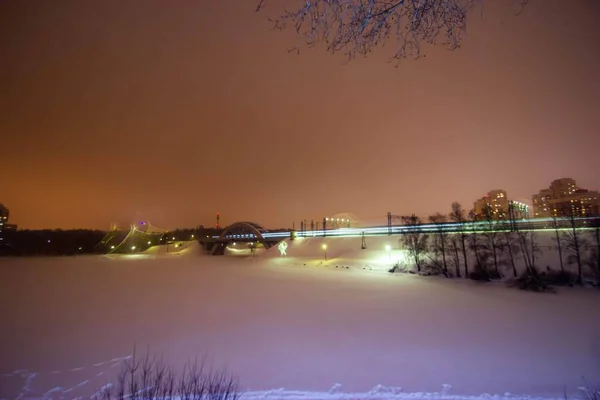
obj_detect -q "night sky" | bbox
[1,0,599,230]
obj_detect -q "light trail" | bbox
[210,216,600,241]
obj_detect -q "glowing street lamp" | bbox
[385,244,391,260]
[131,245,136,251]
[322,243,328,261]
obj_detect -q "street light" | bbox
[385,244,391,260]
[322,243,327,261]
[131,245,136,252]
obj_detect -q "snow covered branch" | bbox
[257,0,528,62]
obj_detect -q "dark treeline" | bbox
[1,227,204,256]
[393,201,600,291]
[0,229,107,256]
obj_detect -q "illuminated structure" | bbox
[296,213,358,236]
[0,204,8,242]
[473,190,509,219]
[96,221,169,253]
[532,178,600,218]
[508,200,530,219]
[325,213,359,228]
[204,221,283,255]
[474,191,530,220]
[278,241,288,256]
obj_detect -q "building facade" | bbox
[0,204,9,242]
[474,190,509,219]
[532,178,600,218]
[474,190,530,220]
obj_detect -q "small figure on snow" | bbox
[278,241,288,256]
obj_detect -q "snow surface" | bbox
[1,238,599,400]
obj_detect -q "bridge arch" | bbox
[220,221,268,241]
[209,221,274,255]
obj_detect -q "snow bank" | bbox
[0,254,598,400]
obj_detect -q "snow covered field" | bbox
[1,241,599,400]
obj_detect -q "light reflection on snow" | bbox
[0,236,599,399]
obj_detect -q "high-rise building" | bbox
[474,190,509,219]
[474,190,530,220]
[0,204,9,242]
[532,178,600,218]
[508,200,530,219]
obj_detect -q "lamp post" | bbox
[322,243,327,261]
[385,244,391,260]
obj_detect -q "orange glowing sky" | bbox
[1,0,599,230]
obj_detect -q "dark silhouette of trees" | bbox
[498,218,520,278]
[257,0,528,62]
[550,213,566,273]
[449,202,469,277]
[468,209,487,276]
[479,205,502,278]
[96,350,240,400]
[1,229,106,256]
[428,212,449,276]
[588,215,600,283]
[514,221,540,275]
[448,235,462,278]
[561,205,586,285]
[400,214,429,272]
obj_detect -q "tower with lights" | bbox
[0,204,9,242]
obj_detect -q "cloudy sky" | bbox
[1,0,599,230]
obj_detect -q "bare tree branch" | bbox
[257,0,527,63]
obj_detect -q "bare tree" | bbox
[590,215,600,283]
[449,202,469,277]
[514,221,540,274]
[499,218,520,278]
[400,214,429,272]
[550,213,566,273]
[561,204,586,285]
[96,350,240,400]
[447,234,462,277]
[468,209,487,275]
[429,212,449,275]
[257,0,528,62]
[479,205,503,278]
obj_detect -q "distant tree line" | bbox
[392,202,600,291]
[0,227,204,256]
[0,229,107,256]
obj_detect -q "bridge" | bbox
[198,216,600,255]
[197,221,288,255]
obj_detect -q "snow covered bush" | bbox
[540,268,577,287]
[93,351,240,400]
[580,380,600,400]
[507,267,555,293]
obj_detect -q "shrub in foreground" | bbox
[576,379,600,400]
[94,352,240,400]
[507,268,555,293]
[541,268,576,287]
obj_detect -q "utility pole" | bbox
[387,212,392,235]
